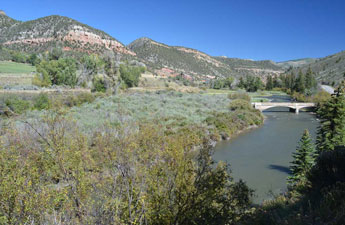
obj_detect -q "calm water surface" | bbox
[213,97,319,203]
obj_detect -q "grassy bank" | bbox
[0,61,35,74]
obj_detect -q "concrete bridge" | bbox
[252,102,316,114]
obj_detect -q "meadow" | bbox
[0,61,36,74]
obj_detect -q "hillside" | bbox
[128,37,284,81]
[290,51,345,85]
[214,56,284,78]
[0,12,135,56]
[128,37,234,80]
[276,58,317,69]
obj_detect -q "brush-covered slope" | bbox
[128,37,285,80]
[0,12,135,56]
[214,56,284,77]
[128,37,234,79]
[290,51,345,84]
[276,58,317,69]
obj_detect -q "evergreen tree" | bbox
[288,129,317,186]
[294,70,306,93]
[266,75,273,90]
[273,75,280,88]
[305,67,317,90]
[316,81,345,152]
[238,77,245,89]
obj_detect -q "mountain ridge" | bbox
[1,12,344,84]
[0,14,135,56]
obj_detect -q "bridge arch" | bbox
[260,105,296,112]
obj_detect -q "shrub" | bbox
[76,92,95,105]
[36,58,77,87]
[33,93,51,110]
[229,99,253,111]
[4,96,31,114]
[292,91,307,102]
[311,90,331,106]
[228,92,251,101]
[119,64,144,88]
[92,77,107,93]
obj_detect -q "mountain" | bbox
[289,51,345,85]
[0,12,135,56]
[276,58,317,69]
[128,37,284,80]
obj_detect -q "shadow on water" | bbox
[268,164,291,175]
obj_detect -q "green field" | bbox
[0,61,36,74]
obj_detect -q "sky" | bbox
[1,0,345,61]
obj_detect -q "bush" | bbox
[228,92,251,101]
[292,91,307,102]
[92,77,106,93]
[311,90,331,106]
[119,64,144,88]
[63,93,95,107]
[33,93,51,110]
[76,92,95,105]
[36,58,77,87]
[4,96,31,114]
[229,99,253,111]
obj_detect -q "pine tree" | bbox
[266,75,273,90]
[316,81,345,152]
[305,67,316,90]
[288,129,317,186]
[294,70,306,93]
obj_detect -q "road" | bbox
[320,85,335,94]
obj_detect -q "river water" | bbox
[213,96,319,203]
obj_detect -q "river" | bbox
[213,95,319,203]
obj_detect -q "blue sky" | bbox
[2,0,345,61]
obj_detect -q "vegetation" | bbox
[0,61,35,74]
[0,92,97,116]
[238,75,265,92]
[316,82,345,152]
[35,58,77,87]
[289,50,345,86]
[210,77,234,89]
[119,63,144,88]
[0,90,263,224]
[128,38,284,82]
[287,129,317,188]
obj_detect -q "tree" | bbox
[316,81,345,152]
[119,64,144,88]
[238,77,245,89]
[294,70,305,93]
[27,53,39,66]
[273,75,280,88]
[224,76,234,89]
[305,67,317,91]
[36,58,77,87]
[266,75,273,90]
[288,129,317,187]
